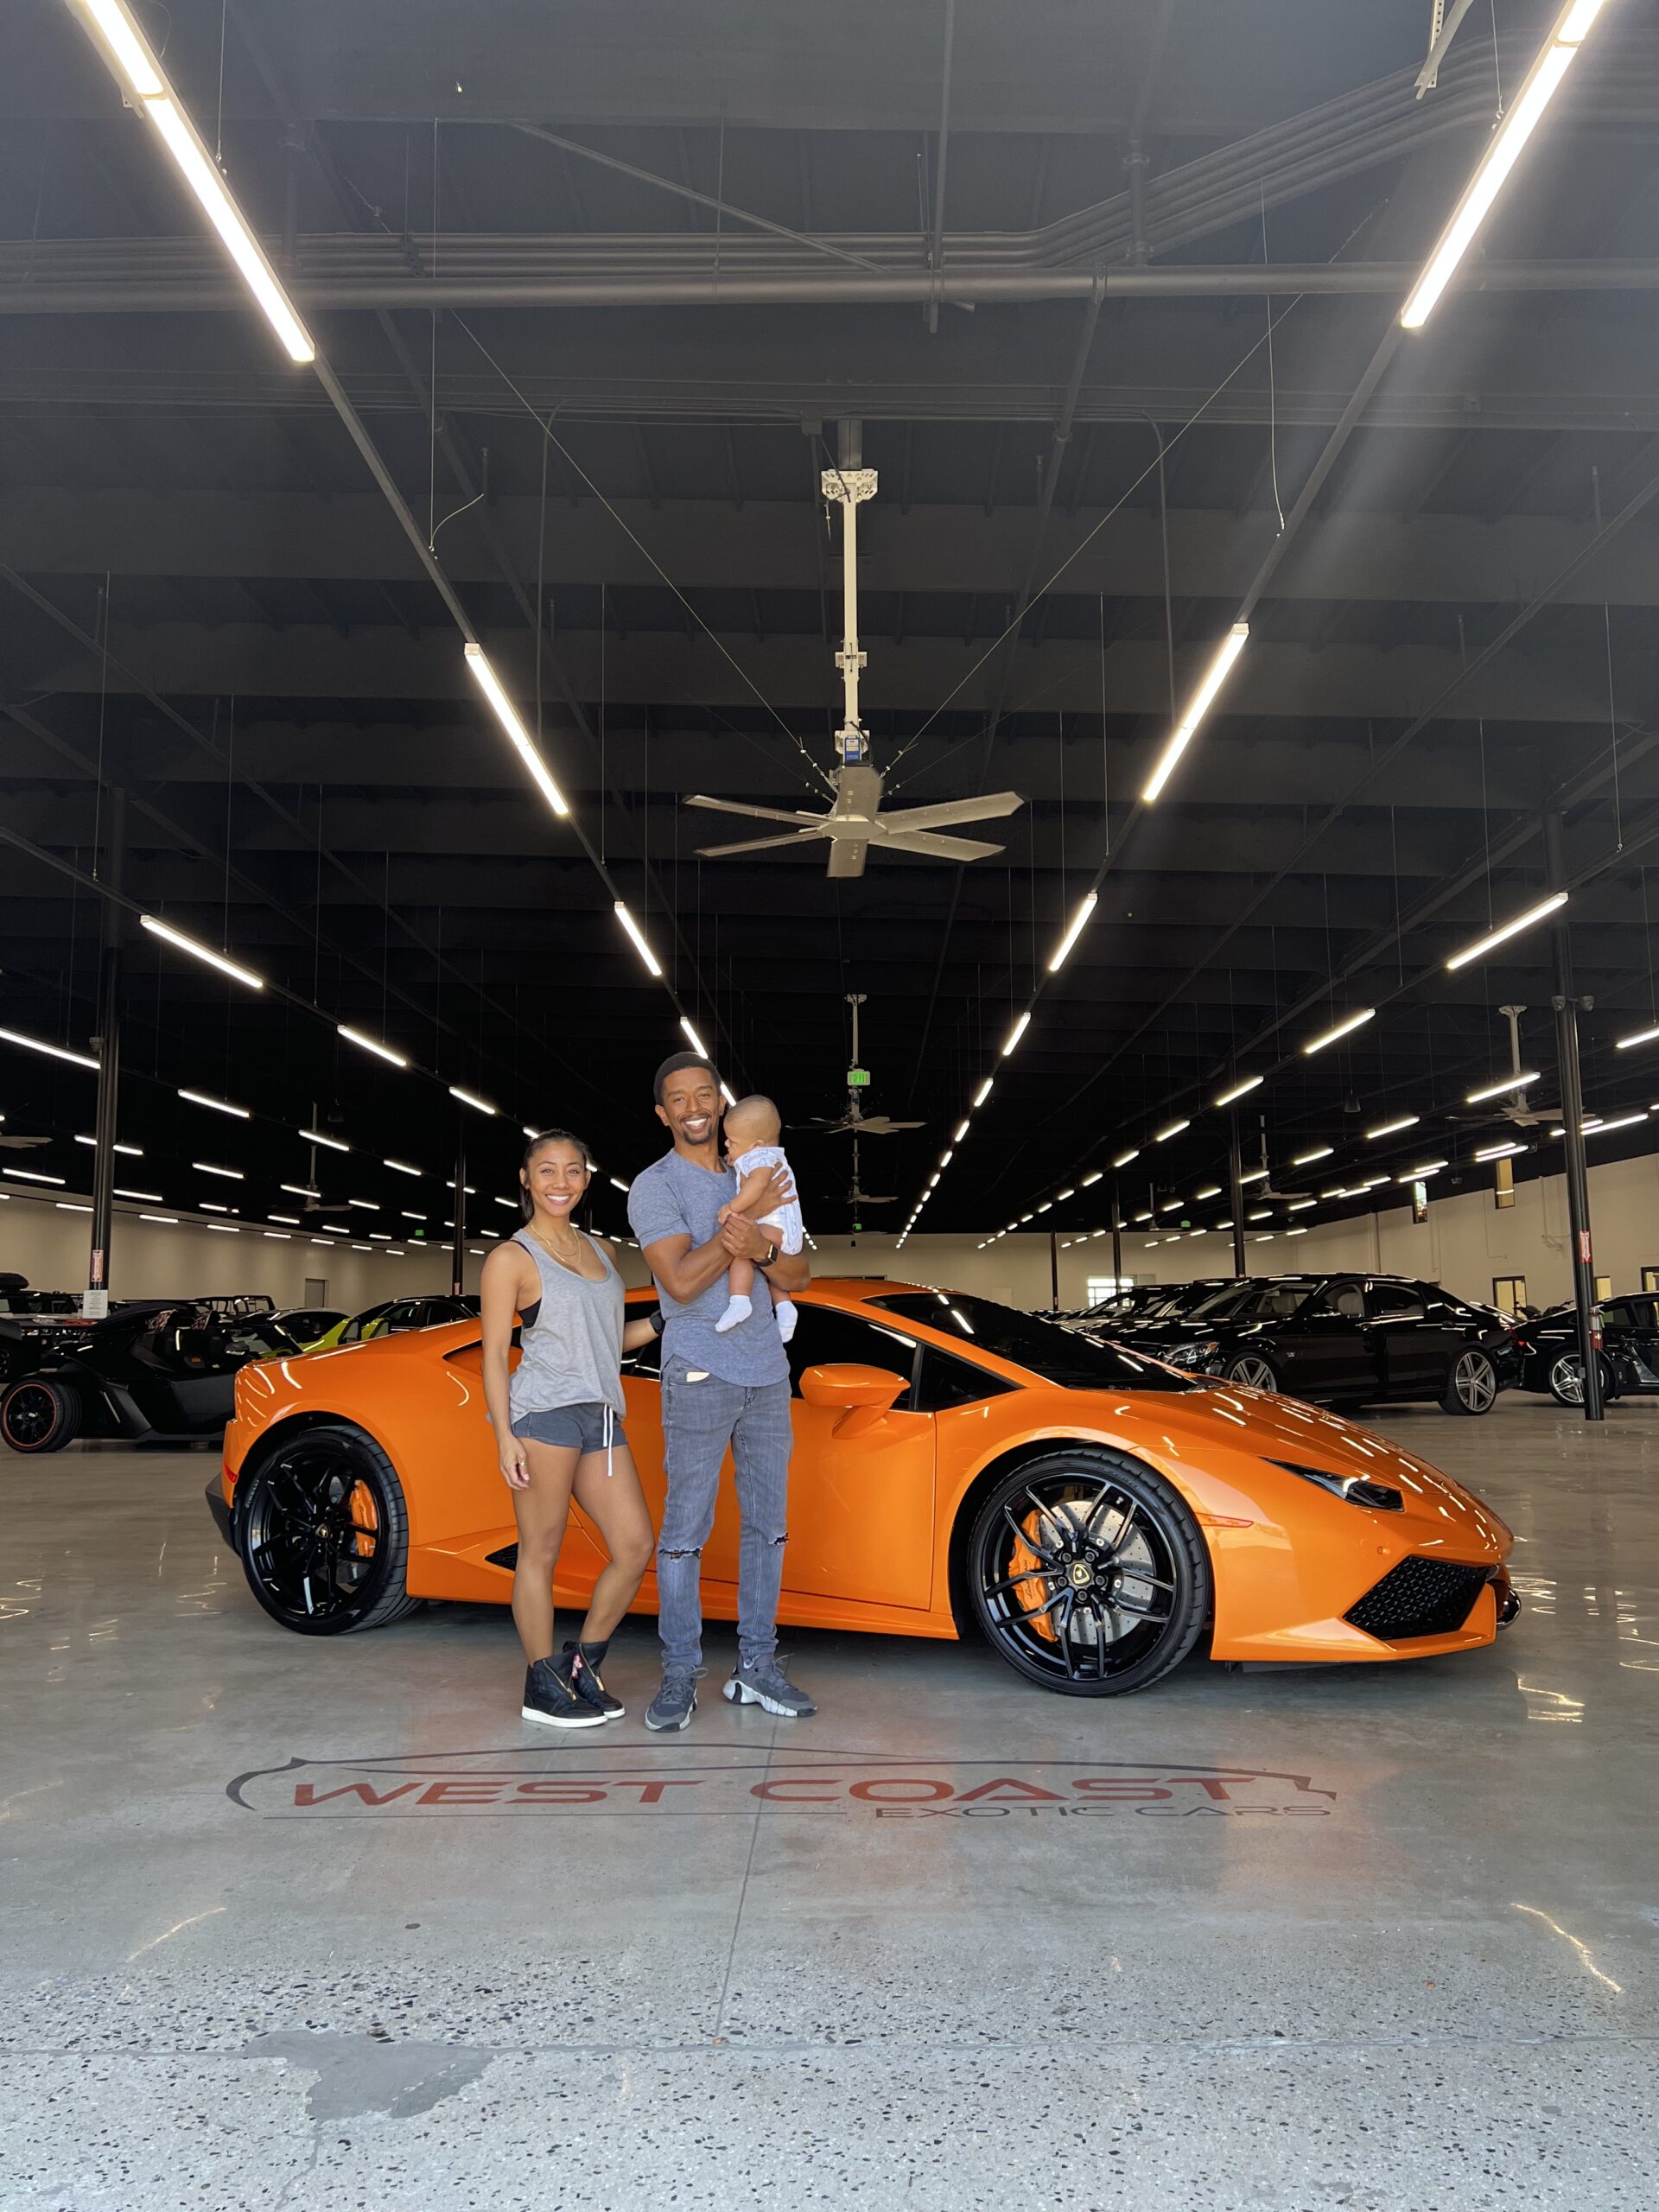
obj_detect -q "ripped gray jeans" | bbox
[657,1354,793,1673]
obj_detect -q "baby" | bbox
[715,1094,804,1343]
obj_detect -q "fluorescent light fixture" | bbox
[609,1176,630,1193]
[1195,1185,1223,1200]
[1154,1119,1190,1144]
[1587,1112,1646,1135]
[523,1125,540,1141]
[1445,892,1568,971]
[114,1188,162,1203]
[1158,1197,1183,1211]
[1142,622,1249,804]
[613,902,664,976]
[1214,1074,1263,1108]
[1080,1170,1103,1187]
[178,1087,249,1120]
[321,1223,349,1235]
[369,1232,391,1242]
[1475,1141,1525,1162]
[1001,1011,1032,1058]
[1397,1167,1440,1183]
[1408,1159,1448,1175]
[1216,1218,1234,1229]
[139,1212,178,1224]
[300,1128,349,1154]
[206,1222,239,1233]
[448,1086,498,1117]
[350,1244,373,1253]
[1356,1174,1391,1191]
[1302,1007,1375,1055]
[1020,1213,1033,1224]
[77,0,166,95]
[446,1181,479,1194]
[384,1159,422,1179]
[269,1213,301,1225]
[339,1025,409,1069]
[264,1231,291,1241]
[1401,2,1607,332]
[1286,1226,1307,1237]
[193,1161,243,1181]
[1366,1115,1419,1140]
[1058,1187,1075,1201]
[1616,1022,1659,1052]
[4,1168,65,1185]
[281,1184,321,1199]
[1248,1209,1271,1223]
[75,1135,143,1155]
[952,1120,969,1144]
[493,1195,519,1211]
[939,1151,955,1169]
[1238,1166,1269,1185]
[721,1084,737,1108]
[1287,1198,1315,1211]
[1292,1145,1333,1166]
[401,1211,425,1223]
[972,1077,994,1109]
[463,644,569,817]
[1133,1210,1153,1224]
[139,914,264,990]
[199,1203,234,1215]
[346,1198,378,1212]
[1036,1200,1052,1213]
[0,1025,99,1071]
[1465,1071,1540,1104]
[679,1017,711,1059]
[1255,1233,1274,1243]
[1047,892,1098,973]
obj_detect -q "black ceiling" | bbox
[4,0,1659,1252]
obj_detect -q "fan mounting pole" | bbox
[824,421,879,773]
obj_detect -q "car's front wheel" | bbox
[1443,1348,1499,1415]
[966,1451,1211,1696]
[1,1377,82,1453]
[1547,1351,1616,1408]
[1224,1353,1279,1392]
[235,1424,420,1634]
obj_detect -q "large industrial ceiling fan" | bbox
[686,429,1023,880]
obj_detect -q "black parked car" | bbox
[1112,1273,1516,1415]
[1510,1294,1659,1406]
[0,1300,301,1452]
[1069,1280,1236,1337]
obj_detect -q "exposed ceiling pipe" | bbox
[925,0,957,334]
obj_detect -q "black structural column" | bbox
[1227,1110,1247,1278]
[1049,1230,1060,1312]
[85,786,125,1319]
[1110,1186,1123,1292]
[1544,809,1603,1421]
[450,1125,467,1298]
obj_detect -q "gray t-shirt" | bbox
[627,1147,789,1388]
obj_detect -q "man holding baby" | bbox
[626,1051,816,1732]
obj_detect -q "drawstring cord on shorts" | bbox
[603,1402,614,1479]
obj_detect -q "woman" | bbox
[480,1128,660,1728]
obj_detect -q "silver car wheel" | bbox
[1548,1352,1586,1406]
[1454,1351,1497,1413]
[1228,1356,1278,1392]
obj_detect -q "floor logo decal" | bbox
[228,1748,1337,1821]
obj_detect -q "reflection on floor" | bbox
[3,1395,1657,2209]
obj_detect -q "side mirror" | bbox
[798,1363,906,1438]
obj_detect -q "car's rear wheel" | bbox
[1,1377,82,1453]
[1443,1348,1499,1414]
[235,1425,420,1634]
[1547,1351,1615,1408]
[1224,1353,1279,1392]
[966,1451,1211,1696]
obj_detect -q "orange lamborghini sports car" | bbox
[208,1280,1518,1697]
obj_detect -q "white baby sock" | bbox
[774,1298,798,1343]
[715,1293,753,1335]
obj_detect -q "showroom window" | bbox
[1085,1275,1133,1305]
[1492,1276,1528,1315]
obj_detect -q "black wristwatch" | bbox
[648,1308,666,1337]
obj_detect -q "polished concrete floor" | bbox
[3,1395,1657,2209]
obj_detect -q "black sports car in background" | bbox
[1510,1294,1659,1405]
[0,1300,301,1452]
[1115,1273,1516,1415]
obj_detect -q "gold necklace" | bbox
[528,1220,588,1272]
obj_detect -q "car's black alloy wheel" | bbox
[236,1424,419,1634]
[1443,1348,1498,1415]
[1,1377,82,1453]
[966,1450,1211,1696]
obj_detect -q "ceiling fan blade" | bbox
[826,837,869,879]
[874,791,1025,836]
[877,828,1006,862]
[696,829,828,859]
[844,1195,898,1205]
[684,793,822,828]
[0,1135,51,1148]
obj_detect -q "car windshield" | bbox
[1186,1279,1316,1323]
[865,1293,1196,1391]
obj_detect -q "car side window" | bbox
[1601,1300,1634,1338]
[1365,1282,1422,1320]
[783,1307,917,1405]
[1313,1282,1363,1320]
[914,1344,1019,1411]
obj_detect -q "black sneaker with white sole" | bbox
[722,1659,817,1718]
[561,1641,625,1721]
[522,1656,605,1730]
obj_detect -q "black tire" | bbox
[235,1424,420,1635]
[1,1377,82,1453]
[1224,1353,1280,1393]
[965,1450,1211,1697]
[1443,1347,1499,1415]
[1547,1351,1616,1408]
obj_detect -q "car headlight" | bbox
[1166,1339,1221,1369]
[1268,1459,1403,1512]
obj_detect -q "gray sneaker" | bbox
[722,1659,817,1719]
[644,1667,701,1732]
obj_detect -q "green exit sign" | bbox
[848,1066,870,1087]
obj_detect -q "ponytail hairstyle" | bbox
[519,1128,593,1221]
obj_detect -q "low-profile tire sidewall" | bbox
[1444,1349,1497,1415]
[1224,1355,1279,1393]
[236,1424,414,1635]
[965,1450,1211,1698]
[1,1377,81,1453]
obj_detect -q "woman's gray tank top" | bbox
[508,1230,626,1421]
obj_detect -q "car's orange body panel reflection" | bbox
[222,1279,1512,1664]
